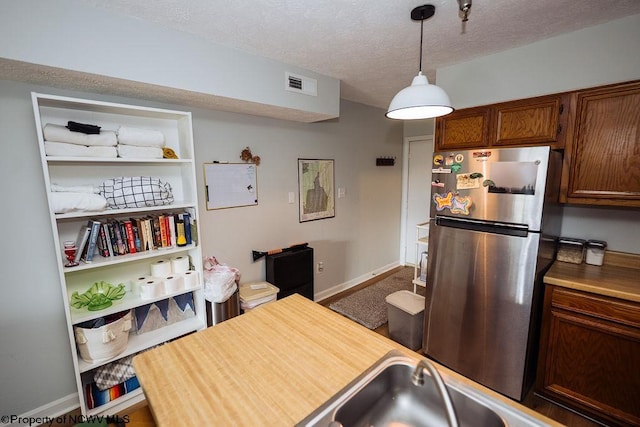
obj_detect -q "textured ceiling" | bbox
[76,0,640,110]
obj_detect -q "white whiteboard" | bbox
[204,163,258,210]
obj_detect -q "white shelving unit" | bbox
[31,92,206,416]
[412,222,430,293]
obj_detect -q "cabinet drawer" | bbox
[551,287,640,328]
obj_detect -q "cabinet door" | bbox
[435,106,491,150]
[538,286,640,426]
[493,95,567,148]
[564,81,640,206]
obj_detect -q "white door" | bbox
[403,136,433,265]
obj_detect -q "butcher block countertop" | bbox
[544,251,640,302]
[133,294,558,426]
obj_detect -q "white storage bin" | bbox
[74,311,132,363]
[386,291,425,350]
[239,282,279,312]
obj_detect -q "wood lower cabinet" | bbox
[435,94,567,151]
[561,80,640,206]
[537,285,640,426]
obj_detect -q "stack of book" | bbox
[70,212,193,264]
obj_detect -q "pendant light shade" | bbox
[386,71,453,120]
[386,4,453,120]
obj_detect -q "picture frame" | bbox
[298,159,335,222]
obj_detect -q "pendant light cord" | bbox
[419,15,424,72]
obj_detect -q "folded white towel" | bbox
[117,126,165,147]
[51,183,99,194]
[117,144,164,159]
[44,141,118,158]
[43,124,117,146]
[50,192,108,214]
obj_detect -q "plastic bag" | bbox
[203,256,240,303]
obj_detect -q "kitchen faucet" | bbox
[412,359,460,427]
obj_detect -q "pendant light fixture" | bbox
[386,4,453,120]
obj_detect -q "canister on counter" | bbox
[557,237,586,264]
[585,240,607,266]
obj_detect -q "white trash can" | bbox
[385,290,425,350]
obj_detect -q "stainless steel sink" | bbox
[296,350,506,427]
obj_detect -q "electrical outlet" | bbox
[316,262,324,273]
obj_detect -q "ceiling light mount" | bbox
[386,4,454,120]
[410,4,435,21]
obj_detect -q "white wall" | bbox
[435,14,640,254]
[0,79,403,416]
[0,0,340,122]
[438,14,640,109]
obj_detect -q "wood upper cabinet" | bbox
[493,95,567,147]
[561,80,640,206]
[435,94,568,151]
[537,285,640,426]
[435,106,491,150]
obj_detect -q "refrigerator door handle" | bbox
[435,216,529,237]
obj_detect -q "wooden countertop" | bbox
[133,294,558,426]
[544,251,640,302]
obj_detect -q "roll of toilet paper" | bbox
[171,255,190,274]
[182,270,199,289]
[150,259,172,277]
[132,275,151,295]
[139,279,164,300]
[163,274,183,293]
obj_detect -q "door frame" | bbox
[400,134,433,265]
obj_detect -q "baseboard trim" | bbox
[3,393,79,427]
[315,261,401,302]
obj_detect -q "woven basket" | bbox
[74,311,132,363]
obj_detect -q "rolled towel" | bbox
[44,141,118,158]
[50,192,108,213]
[162,147,178,159]
[43,123,117,146]
[117,144,164,159]
[51,183,99,194]
[117,126,165,147]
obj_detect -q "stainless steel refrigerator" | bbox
[423,145,562,401]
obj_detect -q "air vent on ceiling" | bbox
[285,72,317,96]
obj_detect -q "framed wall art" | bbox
[298,158,335,222]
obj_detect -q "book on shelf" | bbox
[101,223,114,257]
[106,222,119,256]
[96,223,110,258]
[82,220,102,263]
[152,217,162,249]
[158,214,168,248]
[141,218,153,251]
[123,220,137,254]
[111,220,127,255]
[73,224,92,264]
[132,218,143,252]
[168,214,176,248]
[182,212,192,245]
